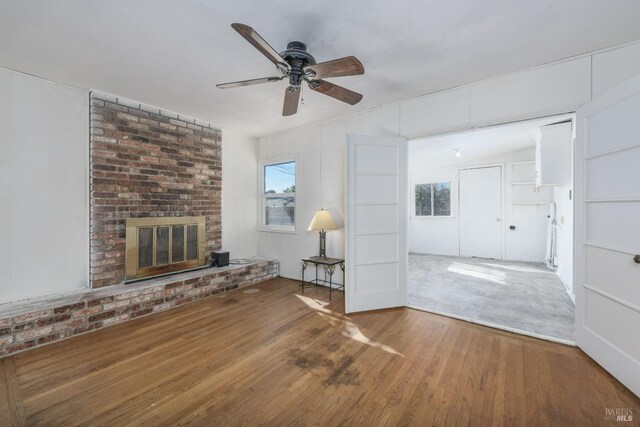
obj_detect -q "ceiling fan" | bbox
[217,23,365,116]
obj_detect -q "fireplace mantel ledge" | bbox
[0,257,277,318]
[0,257,279,358]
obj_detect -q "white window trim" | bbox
[412,180,453,219]
[258,157,298,234]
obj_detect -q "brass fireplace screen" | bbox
[125,216,207,281]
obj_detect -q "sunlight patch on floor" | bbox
[295,294,404,357]
[296,295,330,308]
[481,263,553,274]
[447,262,506,285]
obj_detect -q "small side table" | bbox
[301,256,345,301]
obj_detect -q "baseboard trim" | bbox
[557,272,576,303]
[406,304,576,347]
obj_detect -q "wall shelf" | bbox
[535,122,572,186]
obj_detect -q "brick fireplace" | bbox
[0,93,279,358]
[90,93,222,287]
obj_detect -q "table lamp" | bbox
[308,209,337,259]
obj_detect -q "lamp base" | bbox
[318,230,327,259]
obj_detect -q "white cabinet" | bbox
[535,121,572,187]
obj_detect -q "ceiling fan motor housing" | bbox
[280,41,316,87]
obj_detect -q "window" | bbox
[262,160,296,231]
[415,182,451,216]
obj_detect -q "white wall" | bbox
[258,107,400,281]
[553,185,574,291]
[222,130,259,259]
[409,147,552,262]
[550,121,575,293]
[258,41,640,280]
[0,68,89,303]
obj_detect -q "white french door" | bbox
[345,135,407,313]
[458,166,503,259]
[575,73,640,396]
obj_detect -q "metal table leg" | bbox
[325,264,336,301]
[301,261,308,294]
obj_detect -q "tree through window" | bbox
[415,182,451,216]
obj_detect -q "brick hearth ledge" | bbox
[0,257,278,357]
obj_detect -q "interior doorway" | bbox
[459,166,503,259]
[407,114,576,344]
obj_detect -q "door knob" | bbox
[496,218,501,222]
[634,255,640,264]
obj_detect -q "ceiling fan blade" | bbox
[217,76,284,89]
[231,23,290,71]
[282,86,300,116]
[308,80,363,105]
[304,56,364,79]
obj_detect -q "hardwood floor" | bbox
[0,278,637,426]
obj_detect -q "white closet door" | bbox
[459,166,503,259]
[575,72,640,396]
[346,135,407,313]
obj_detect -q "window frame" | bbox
[259,157,298,233]
[413,180,452,219]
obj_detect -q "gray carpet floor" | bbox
[408,254,575,342]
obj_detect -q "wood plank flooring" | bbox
[0,278,637,426]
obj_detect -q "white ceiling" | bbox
[408,115,573,171]
[1,1,639,137]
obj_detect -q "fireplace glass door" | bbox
[125,217,206,281]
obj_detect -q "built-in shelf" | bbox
[511,160,536,165]
[536,122,572,186]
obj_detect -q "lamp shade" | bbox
[307,209,337,231]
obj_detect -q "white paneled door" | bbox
[459,166,503,259]
[575,73,640,396]
[346,135,407,313]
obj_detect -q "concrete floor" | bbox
[408,254,575,343]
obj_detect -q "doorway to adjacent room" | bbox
[406,115,576,343]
